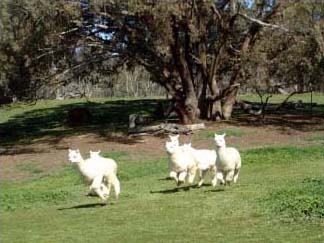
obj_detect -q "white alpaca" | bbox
[88,149,117,197]
[182,143,218,187]
[68,149,120,200]
[165,141,197,186]
[214,133,241,186]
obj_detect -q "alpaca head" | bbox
[214,133,226,148]
[168,134,180,146]
[165,140,179,154]
[90,150,101,158]
[68,149,83,163]
[182,143,192,152]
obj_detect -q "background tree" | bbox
[67,0,293,124]
[0,0,80,101]
[1,0,323,123]
[241,1,324,96]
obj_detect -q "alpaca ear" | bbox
[175,134,179,139]
[90,150,93,153]
[222,133,226,137]
[98,150,101,153]
[77,149,80,153]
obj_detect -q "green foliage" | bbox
[0,0,79,100]
[263,178,324,222]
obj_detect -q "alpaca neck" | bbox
[216,145,229,159]
[216,144,226,151]
[75,157,88,175]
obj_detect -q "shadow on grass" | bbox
[0,98,167,154]
[57,202,108,210]
[150,185,195,194]
[204,188,226,193]
[157,177,173,181]
[230,103,324,132]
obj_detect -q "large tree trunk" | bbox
[222,85,239,120]
[210,100,223,121]
[176,100,197,125]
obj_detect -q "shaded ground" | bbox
[1,96,323,181]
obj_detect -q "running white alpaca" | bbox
[68,149,120,201]
[165,141,197,186]
[214,133,241,186]
[89,149,119,197]
[182,143,218,187]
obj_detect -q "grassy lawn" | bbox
[239,92,324,104]
[1,146,323,243]
[1,94,323,243]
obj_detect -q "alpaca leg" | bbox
[211,166,217,187]
[187,171,196,185]
[198,170,207,187]
[225,170,234,186]
[214,172,224,186]
[113,178,120,200]
[187,165,197,185]
[233,168,240,183]
[211,175,217,187]
[111,173,121,200]
[90,176,107,200]
[178,171,187,186]
[104,173,120,200]
[101,183,110,197]
[169,171,178,183]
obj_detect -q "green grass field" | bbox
[1,145,323,243]
[1,94,324,243]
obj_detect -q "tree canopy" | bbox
[0,0,323,124]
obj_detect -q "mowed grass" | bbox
[198,128,248,139]
[1,146,323,243]
[239,92,324,104]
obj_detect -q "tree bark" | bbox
[222,85,239,120]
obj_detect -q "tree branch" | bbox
[238,13,289,32]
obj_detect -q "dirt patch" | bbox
[1,114,323,182]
